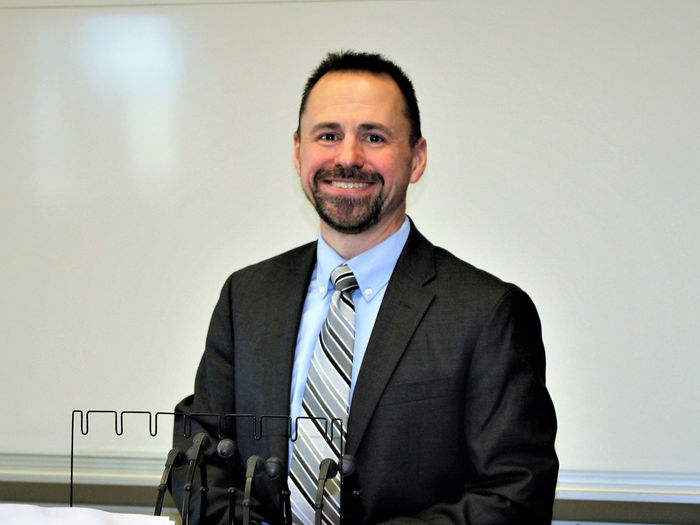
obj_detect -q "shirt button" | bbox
[319,286,326,294]
[364,288,373,297]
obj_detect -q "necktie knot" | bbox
[331,264,358,294]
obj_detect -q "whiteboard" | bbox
[0,0,698,480]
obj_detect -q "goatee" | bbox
[311,165,385,234]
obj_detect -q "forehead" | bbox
[300,71,408,129]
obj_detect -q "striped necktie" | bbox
[289,264,358,525]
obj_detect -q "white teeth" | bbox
[330,181,370,189]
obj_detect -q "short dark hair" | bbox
[298,50,422,147]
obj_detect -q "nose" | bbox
[335,136,364,168]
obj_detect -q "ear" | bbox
[409,137,427,184]
[293,130,301,176]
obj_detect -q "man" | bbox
[171,51,558,524]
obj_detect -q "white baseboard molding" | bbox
[556,470,700,504]
[1,453,699,504]
[0,453,163,487]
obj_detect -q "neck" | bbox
[320,213,406,260]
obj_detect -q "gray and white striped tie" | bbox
[289,264,358,525]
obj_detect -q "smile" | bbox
[329,181,372,189]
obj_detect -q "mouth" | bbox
[327,180,373,189]
[314,166,383,192]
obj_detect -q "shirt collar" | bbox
[315,216,411,302]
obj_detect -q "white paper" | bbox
[0,504,174,524]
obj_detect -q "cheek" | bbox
[374,158,405,184]
[297,163,317,194]
[299,149,327,175]
[368,148,411,176]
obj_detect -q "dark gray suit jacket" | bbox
[171,224,558,524]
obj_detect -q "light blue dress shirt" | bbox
[288,217,411,456]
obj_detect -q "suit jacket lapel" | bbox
[345,225,436,455]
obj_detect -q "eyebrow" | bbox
[309,122,342,134]
[359,122,394,137]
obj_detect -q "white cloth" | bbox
[0,504,173,525]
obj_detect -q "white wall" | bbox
[1,0,698,492]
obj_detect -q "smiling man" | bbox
[172,51,558,525]
[295,69,426,256]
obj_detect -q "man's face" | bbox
[294,71,426,235]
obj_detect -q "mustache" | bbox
[313,165,384,185]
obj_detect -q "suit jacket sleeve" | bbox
[170,275,272,525]
[170,242,315,525]
[371,287,558,525]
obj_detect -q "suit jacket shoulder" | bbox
[398,226,547,381]
[227,240,317,292]
[397,223,521,310]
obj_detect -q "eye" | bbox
[318,132,338,141]
[365,134,385,143]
